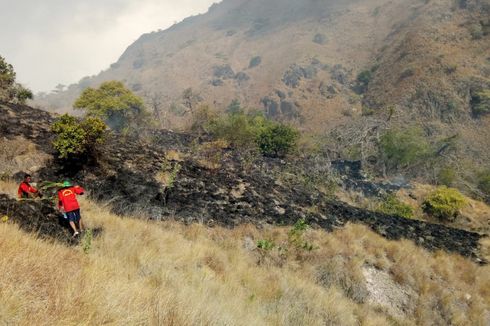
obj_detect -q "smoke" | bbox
[0,0,218,92]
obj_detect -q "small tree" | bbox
[51,114,106,159]
[257,123,299,158]
[0,55,33,104]
[380,127,430,171]
[74,81,147,132]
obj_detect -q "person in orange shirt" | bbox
[17,174,39,199]
[57,181,85,237]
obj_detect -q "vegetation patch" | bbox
[51,114,106,159]
[0,56,32,104]
[422,186,467,221]
[74,80,148,132]
[377,194,414,219]
[471,89,490,116]
[380,127,430,172]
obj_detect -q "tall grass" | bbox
[0,194,488,325]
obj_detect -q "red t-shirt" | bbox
[58,186,85,212]
[18,182,38,199]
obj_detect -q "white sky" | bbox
[0,0,218,92]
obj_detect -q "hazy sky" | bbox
[0,0,218,92]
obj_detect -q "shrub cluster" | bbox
[51,114,106,159]
[422,186,467,221]
[377,194,414,219]
[192,105,299,158]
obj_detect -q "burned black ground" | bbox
[0,103,487,262]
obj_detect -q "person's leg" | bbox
[69,221,78,234]
[78,218,84,232]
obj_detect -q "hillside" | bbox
[34,0,490,192]
[1,101,489,324]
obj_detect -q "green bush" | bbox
[422,186,467,221]
[256,123,299,158]
[471,89,490,116]
[192,108,299,157]
[257,239,275,250]
[51,114,106,159]
[380,127,430,171]
[377,194,414,219]
[288,218,314,251]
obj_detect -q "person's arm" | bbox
[27,185,38,194]
[57,191,64,211]
[74,186,85,195]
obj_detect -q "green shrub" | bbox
[471,89,490,116]
[380,127,430,171]
[257,239,275,250]
[51,114,106,159]
[377,194,414,219]
[422,186,467,221]
[256,123,299,158]
[288,218,313,251]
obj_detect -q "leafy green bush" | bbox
[377,194,414,219]
[422,186,467,221]
[74,80,147,131]
[51,114,106,159]
[192,107,299,157]
[256,123,299,158]
[0,55,33,104]
[288,218,314,251]
[257,239,275,250]
[380,127,430,171]
[471,89,490,116]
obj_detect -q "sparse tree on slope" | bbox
[0,55,33,104]
[74,80,147,132]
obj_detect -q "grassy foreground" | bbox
[0,194,489,325]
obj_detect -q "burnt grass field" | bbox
[0,103,487,262]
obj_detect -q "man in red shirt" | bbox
[18,174,39,199]
[58,180,85,237]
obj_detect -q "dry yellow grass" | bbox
[0,192,489,325]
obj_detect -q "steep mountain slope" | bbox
[35,0,490,187]
[37,0,488,122]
